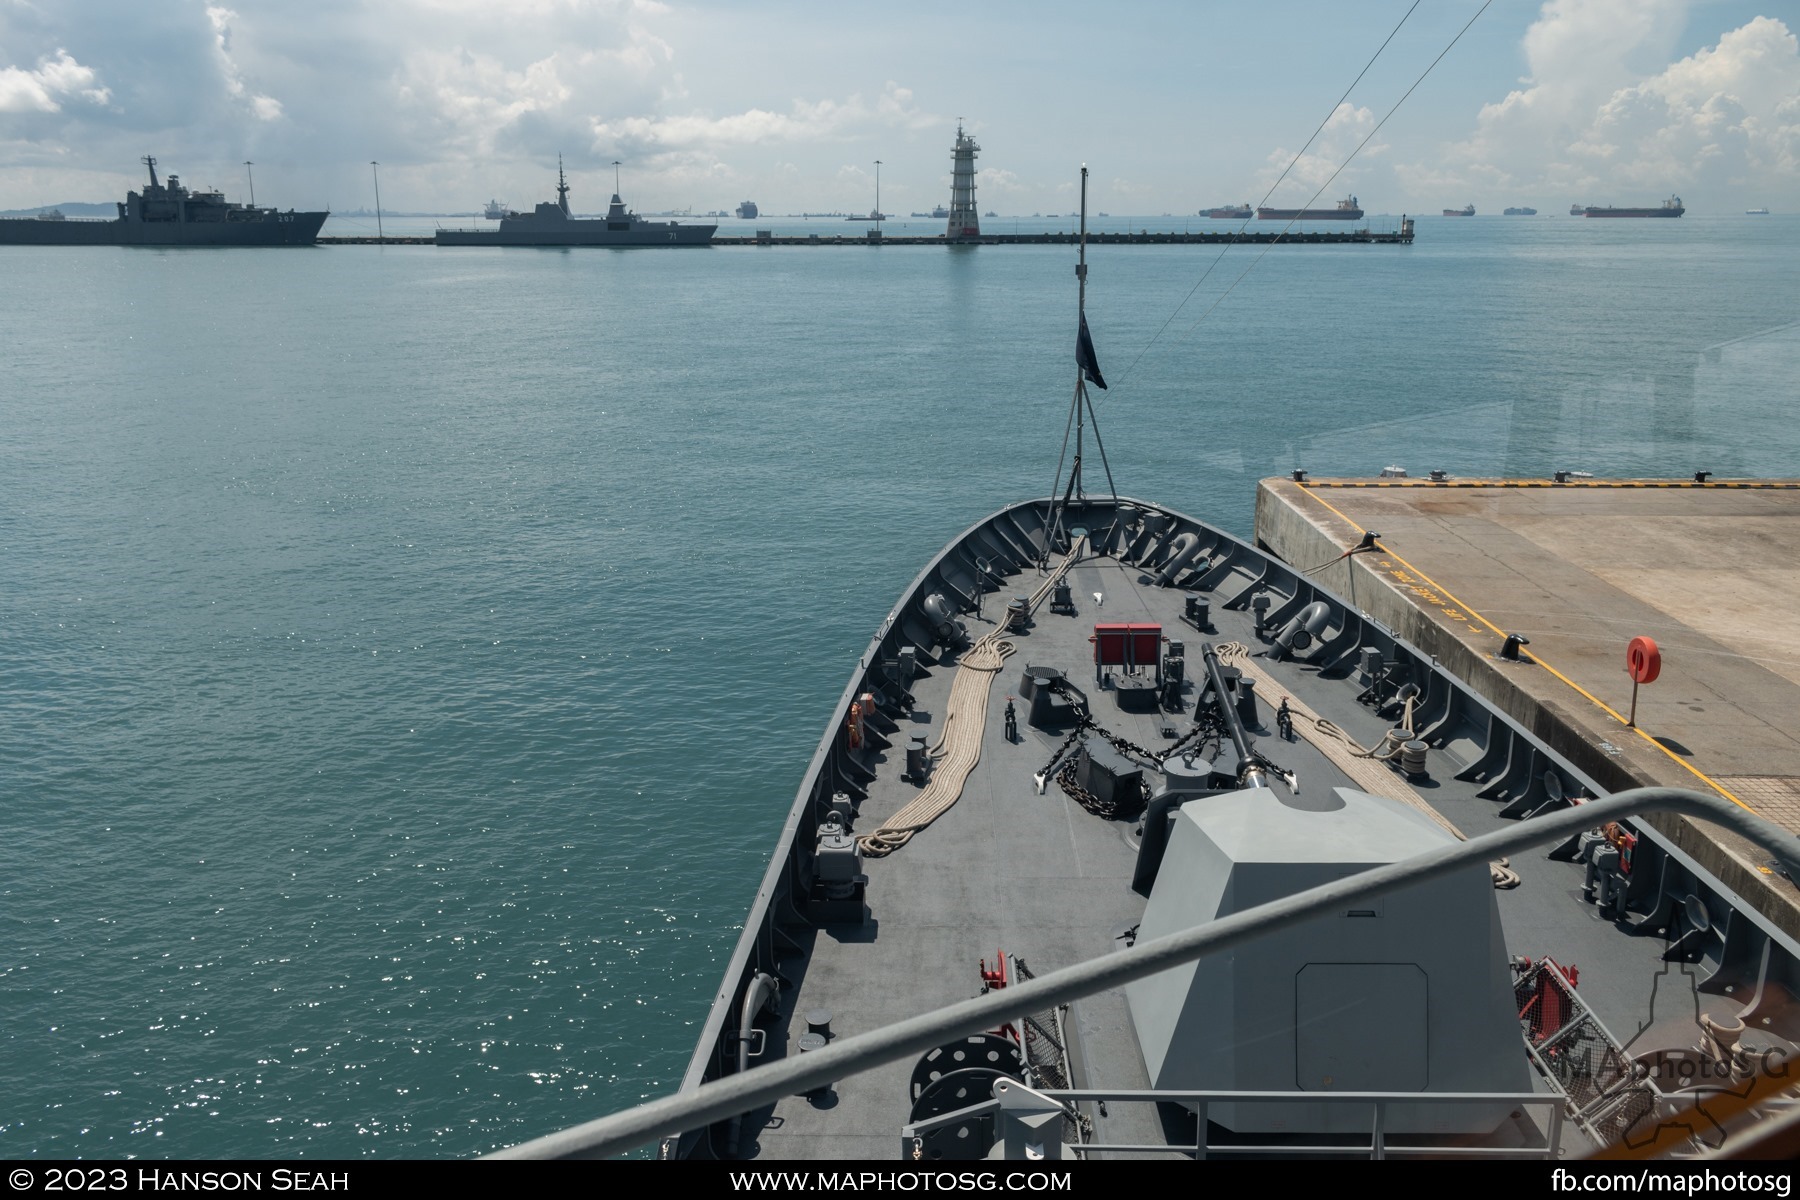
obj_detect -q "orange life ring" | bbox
[1627,636,1661,685]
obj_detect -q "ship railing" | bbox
[486,787,1800,1160]
[900,1084,1564,1161]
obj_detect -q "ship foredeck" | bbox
[721,504,1797,1161]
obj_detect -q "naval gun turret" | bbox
[1125,785,1529,1136]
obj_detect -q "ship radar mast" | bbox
[612,160,623,202]
[142,155,160,190]
[557,155,571,216]
[1045,164,1118,556]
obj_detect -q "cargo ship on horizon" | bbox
[1202,203,1252,219]
[0,156,326,246]
[1577,196,1685,218]
[1259,194,1363,220]
[1443,204,1475,217]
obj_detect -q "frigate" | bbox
[0,157,326,246]
[492,172,1800,1164]
[435,160,714,247]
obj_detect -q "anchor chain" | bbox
[1055,760,1124,820]
[1030,707,1224,785]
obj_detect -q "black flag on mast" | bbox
[1076,314,1108,390]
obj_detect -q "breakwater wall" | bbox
[317,228,1414,248]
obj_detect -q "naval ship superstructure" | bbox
[489,169,1800,1165]
[0,156,326,246]
[435,160,715,247]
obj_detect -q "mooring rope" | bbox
[859,537,1088,857]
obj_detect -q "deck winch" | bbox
[810,813,867,924]
[1018,665,1085,730]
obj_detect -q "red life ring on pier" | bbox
[1626,636,1661,685]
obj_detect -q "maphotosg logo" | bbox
[1615,957,1791,1152]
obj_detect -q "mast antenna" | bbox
[1045,165,1119,558]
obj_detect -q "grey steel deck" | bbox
[714,501,1799,1159]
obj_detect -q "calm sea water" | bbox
[3,215,1796,1158]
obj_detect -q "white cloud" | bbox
[1260,102,1380,203]
[1576,17,1800,189]
[1400,2,1800,203]
[207,7,282,121]
[978,166,1021,195]
[395,48,575,155]
[0,49,109,114]
[588,82,936,158]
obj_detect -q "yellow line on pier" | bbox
[1295,485,1751,811]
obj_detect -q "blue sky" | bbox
[1,0,1794,213]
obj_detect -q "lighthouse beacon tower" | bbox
[947,122,980,242]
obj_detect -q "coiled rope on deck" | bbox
[1213,642,1519,889]
[858,537,1089,857]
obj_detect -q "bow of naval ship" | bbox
[490,490,1800,1162]
[488,166,1800,1164]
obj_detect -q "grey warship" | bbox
[0,157,326,246]
[435,160,714,247]
[490,166,1800,1164]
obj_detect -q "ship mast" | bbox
[1045,165,1118,558]
[558,155,572,216]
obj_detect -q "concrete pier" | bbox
[1255,476,1800,936]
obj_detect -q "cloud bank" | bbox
[1,0,1795,212]
[1401,1,1800,205]
[0,0,945,210]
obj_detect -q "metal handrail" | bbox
[489,787,1799,1159]
[903,1087,1565,1160]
